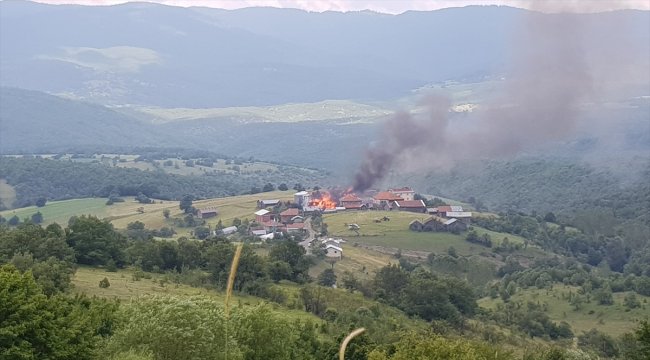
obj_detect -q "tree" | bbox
[66,215,127,266]
[594,285,614,305]
[543,212,556,223]
[624,292,641,309]
[179,195,193,214]
[341,271,359,292]
[194,226,210,240]
[0,265,103,359]
[31,211,43,224]
[136,192,152,204]
[267,261,292,283]
[269,240,310,282]
[8,215,19,226]
[35,197,47,207]
[99,277,111,288]
[318,268,337,287]
[278,183,288,191]
[163,209,170,219]
[262,183,275,192]
[578,329,619,358]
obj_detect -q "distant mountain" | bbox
[2,1,647,107]
[0,87,174,153]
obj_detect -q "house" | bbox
[445,211,472,224]
[339,194,364,210]
[255,209,272,223]
[409,219,423,232]
[422,216,447,232]
[257,199,281,208]
[321,238,345,247]
[325,244,343,259]
[262,220,282,233]
[389,187,415,201]
[291,215,305,223]
[220,226,238,235]
[444,218,468,232]
[197,207,218,219]
[373,191,404,210]
[286,223,306,232]
[294,191,310,208]
[280,208,300,224]
[393,200,427,213]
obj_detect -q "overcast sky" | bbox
[30,0,650,14]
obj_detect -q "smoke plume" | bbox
[352,9,596,192]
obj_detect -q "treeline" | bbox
[473,210,650,274]
[0,157,325,209]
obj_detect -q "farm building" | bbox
[444,218,468,232]
[445,211,472,224]
[339,194,364,210]
[197,207,218,219]
[422,216,447,232]
[220,226,238,235]
[251,229,267,237]
[254,209,272,223]
[280,208,300,223]
[393,200,427,213]
[409,219,423,231]
[257,199,281,208]
[389,187,415,201]
[325,244,343,259]
[373,191,403,210]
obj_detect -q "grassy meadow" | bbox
[1,198,109,225]
[479,285,650,337]
[323,210,526,255]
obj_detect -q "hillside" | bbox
[0,87,173,153]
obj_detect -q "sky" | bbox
[29,0,650,14]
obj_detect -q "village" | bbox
[195,186,472,260]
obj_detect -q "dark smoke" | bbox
[352,9,596,192]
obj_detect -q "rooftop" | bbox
[280,208,300,216]
[394,200,426,208]
[340,193,362,202]
[254,209,270,216]
[374,191,403,201]
[446,211,472,218]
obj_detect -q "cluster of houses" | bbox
[409,205,472,233]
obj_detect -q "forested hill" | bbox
[0,157,325,208]
[420,158,650,223]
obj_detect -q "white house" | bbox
[325,244,343,259]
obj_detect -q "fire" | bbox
[309,190,338,210]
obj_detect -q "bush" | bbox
[99,277,111,288]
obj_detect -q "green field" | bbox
[1,198,108,225]
[1,190,295,235]
[479,285,650,337]
[0,179,17,208]
[323,210,526,255]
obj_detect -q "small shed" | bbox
[197,207,218,219]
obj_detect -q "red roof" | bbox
[286,223,305,229]
[280,208,300,216]
[374,191,403,201]
[344,204,363,209]
[340,194,362,202]
[390,187,413,192]
[437,205,453,213]
[395,200,426,208]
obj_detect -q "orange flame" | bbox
[309,191,338,210]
